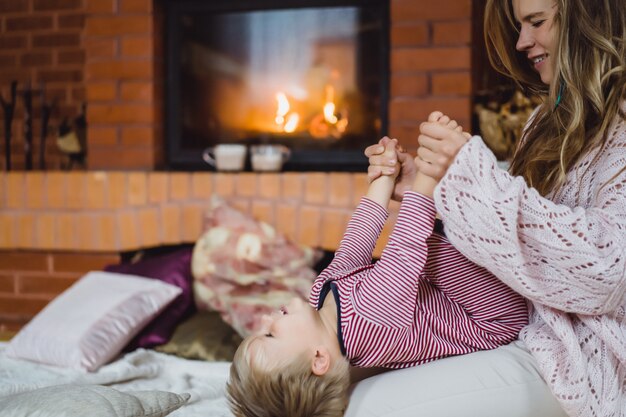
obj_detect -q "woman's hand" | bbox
[364,136,417,202]
[416,119,471,182]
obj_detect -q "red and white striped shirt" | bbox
[309,192,528,369]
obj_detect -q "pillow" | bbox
[192,197,321,337]
[0,384,189,417]
[155,310,242,361]
[5,271,181,371]
[105,247,196,351]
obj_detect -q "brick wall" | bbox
[0,170,402,328]
[0,0,86,171]
[0,251,119,331]
[0,0,473,329]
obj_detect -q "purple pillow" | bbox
[105,247,196,350]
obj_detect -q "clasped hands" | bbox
[365,111,471,201]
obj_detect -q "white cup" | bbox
[202,144,247,171]
[250,145,291,172]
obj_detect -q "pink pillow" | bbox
[5,271,181,371]
[104,247,195,351]
[192,197,320,337]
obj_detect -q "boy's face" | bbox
[251,297,324,367]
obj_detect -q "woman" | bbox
[364,0,625,416]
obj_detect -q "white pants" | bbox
[346,340,568,417]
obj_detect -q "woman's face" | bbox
[512,0,559,85]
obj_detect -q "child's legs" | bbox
[346,340,566,417]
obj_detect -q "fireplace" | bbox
[164,0,390,171]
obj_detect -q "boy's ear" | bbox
[311,347,331,376]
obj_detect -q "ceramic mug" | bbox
[202,144,247,171]
[250,145,291,172]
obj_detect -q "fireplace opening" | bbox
[164,0,389,171]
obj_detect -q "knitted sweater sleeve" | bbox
[434,121,626,315]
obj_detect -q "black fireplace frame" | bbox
[163,0,390,171]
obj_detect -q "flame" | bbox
[323,85,338,124]
[284,114,299,133]
[323,102,338,124]
[275,92,290,125]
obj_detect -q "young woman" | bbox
[364,0,625,416]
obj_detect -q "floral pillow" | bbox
[191,197,320,337]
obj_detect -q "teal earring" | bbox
[555,82,565,107]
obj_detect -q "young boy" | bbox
[226,116,529,417]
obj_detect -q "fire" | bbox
[275,92,290,125]
[275,92,300,133]
[272,84,347,138]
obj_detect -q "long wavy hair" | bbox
[484,0,626,196]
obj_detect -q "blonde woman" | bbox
[365,0,625,416]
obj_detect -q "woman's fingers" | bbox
[428,111,444,122]
[420,122,468,146]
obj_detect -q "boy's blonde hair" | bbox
[226,336,351,417]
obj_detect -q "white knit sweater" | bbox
[434,104,626,417]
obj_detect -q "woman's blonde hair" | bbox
[226,336,351,417]
[484,0,626,196]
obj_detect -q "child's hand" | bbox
[369,137,401,183]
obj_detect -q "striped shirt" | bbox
[309,192,528,369]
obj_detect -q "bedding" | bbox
[0,342,233,417]
[5,271,181,371]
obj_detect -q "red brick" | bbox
[89,126,118,146]
[258,174,280,199]
[88,103,154,123]
[0,1,29,12]
[85,0,115,13]
[86,61,153,81]
[389,97,471,123]
[328,173,351,207]
[84,38,117,59]
[120,81,152,101]
[18,274,79,295]
[121,36,152,57]
[120,0,152,13]
[34,0,81,11]
[0,253,49,272]
[297,206,321,247]
[281,173,303,200]
[391,23,429,47]
[38,69,83,83]
[0,55,17,67]
[0,295,50,317]
[0,274,15,293]
[51,253,119,273]
[0,35,27,50]
[391,0,471,21]
[432,71,472,95]
[6,16,54,32]
[320,210,349,250]
[392,47,471,71]
[86,81,118,101]
[391,74,428,97]
[433,21,471,45]
[304,173,327,205]
[388,124,422,150]
[33,33,80,48]
[57,50,85,65]
[121,126,153,146]
[88,147,157,169]
[86,16,151,36]
[20,52,53,67]
[57,13,85,28]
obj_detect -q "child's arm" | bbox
[314,140,400,280]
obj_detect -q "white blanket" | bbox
[0,343,233,416]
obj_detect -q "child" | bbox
[226,115,529,417]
